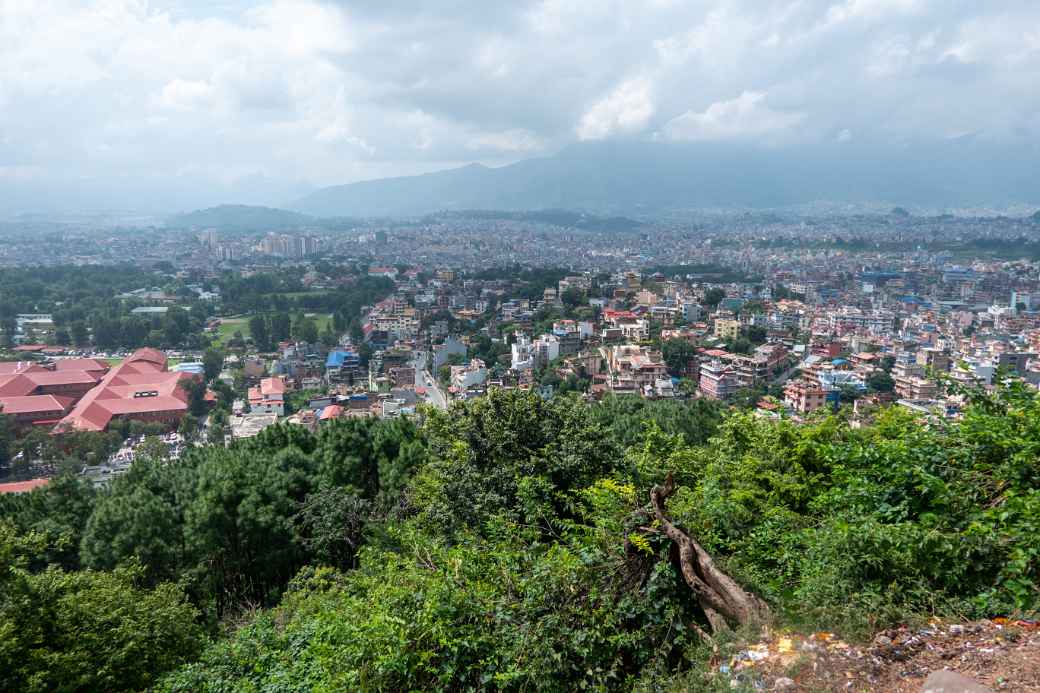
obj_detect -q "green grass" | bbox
[210,314,334,347]
[211,319,248,346]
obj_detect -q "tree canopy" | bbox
[1,385,1038,691]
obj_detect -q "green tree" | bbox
[248,315,271,351]
[293,314,319,344]
[80,458,195,584]
[181,377,209,418]
[69,320,89,348]
[867,371,895,393]
[202,348,224,382]
[661,338,696,377]
[294,488,370,570]
[702,288,725,308]
[269,312,292,342]
[0,527,203,693]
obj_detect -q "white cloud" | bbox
[466,129,544,153]
[661,91,805,141]
[577,77,655,140]
[0,0,1039,211]
[157,79,217,111]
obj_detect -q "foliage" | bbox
[3,385,1040,690]
[0,525,202,693]
[661,338,696,377]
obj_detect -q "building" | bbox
[997,351,1035,375]
[326,350,362,383]
[248,376,287,415]
[714,319,740,341]
[699,359,740,400]
[0,358,111,429]
[511,333,536,371]
[433,336,468,369]
[916,348,951,374]
[56,349,192,432]
[0,395,72,428]
[895,375,940,400]
[784,380,828,414]
[450,359,488,392]
[601,345,668,396]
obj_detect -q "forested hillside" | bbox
[1,387,1038,691]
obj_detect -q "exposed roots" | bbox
[650,472,771,634]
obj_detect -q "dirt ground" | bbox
[712,618,1040,691]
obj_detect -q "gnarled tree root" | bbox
[650,472,771,635]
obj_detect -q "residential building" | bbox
[699,359,740,400]
[784,380,828,414]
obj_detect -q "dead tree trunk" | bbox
[650,472,770,633]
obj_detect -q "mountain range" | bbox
[289,139,1040,218]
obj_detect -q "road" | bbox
[412,352,448,409]
[771,360,802,386]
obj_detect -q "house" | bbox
[326,350,362,383]
[714,319,740,341]
[432,336,467,369]
[699,359,740,400]
[601,345,668,396]
[784,380,828,414]
[450,359,488,392]
[248,376,287,415]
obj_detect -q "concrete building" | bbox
[699,359,740,400]
[248,376,287,416]
[784,380,828,414]
[714,319,740,341]
[602,345,668,396]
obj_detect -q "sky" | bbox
[1,0,1038,213]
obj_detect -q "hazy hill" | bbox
[166,204,313,231]
[291,140,1039,217]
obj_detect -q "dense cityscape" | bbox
[6,209,1040,476]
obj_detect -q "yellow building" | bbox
[714,319,740,341]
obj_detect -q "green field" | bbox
[211,314,334,347]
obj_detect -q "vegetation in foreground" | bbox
[1,386,1038,691]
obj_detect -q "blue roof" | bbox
[326,350,359,367]
[832,358,848,365]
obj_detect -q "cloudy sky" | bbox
[2,0,1038,212]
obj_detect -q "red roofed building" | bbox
[53,357,110,377]
[0,359,109,429]
[0,395,75,428]
[318,404,343,422]
[54,348,193,432]
[0,478,50,494]
[248,375,287,415]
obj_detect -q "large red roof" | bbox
[52,358,109,372]
[56,348,189,432]
[0,362,44,376]
[0,394,72,415]
[24,370,100,387]
[0,479,50,494]
[0,374,37,397]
